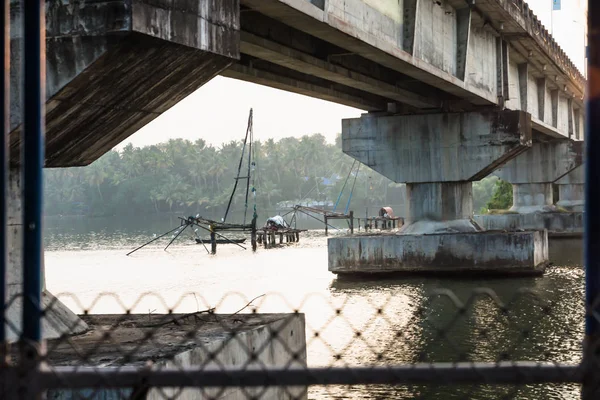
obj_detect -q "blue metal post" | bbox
[584,0,600,398]
[0,0,9,344]
[585,0,600,339]
[22,0,45,343]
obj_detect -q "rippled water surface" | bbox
[44,215,584,399]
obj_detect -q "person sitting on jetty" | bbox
[265,215,288,230]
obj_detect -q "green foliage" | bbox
[472,176,499,213]
[43,134,403,217]
[485,179,513,211]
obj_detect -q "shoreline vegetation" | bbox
[44,134,511,218]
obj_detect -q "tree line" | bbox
[43,134,511,218]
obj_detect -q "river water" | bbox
[43,215,584,399]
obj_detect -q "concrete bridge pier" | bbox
[474,141,584,235]
[555,165,585,212]
[6,167,88,342]
[328,110,549,276]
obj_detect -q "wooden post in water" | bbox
[210,229,217,255]
[349,211,354,234]
[251,219,257,252]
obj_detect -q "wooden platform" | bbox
[257,228,307,248]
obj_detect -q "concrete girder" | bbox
[10,0,240,167]
[239,31,439,109]
[240,0,497,106]
[222,62,387,111]
[474,0,584,97]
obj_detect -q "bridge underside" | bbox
[9,0,586,169]
[9,0,239,167]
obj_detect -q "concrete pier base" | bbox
[46,313,307,400]
[328,230,548,276]
[474,212,583,234]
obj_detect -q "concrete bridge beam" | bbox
[10,0,240,167]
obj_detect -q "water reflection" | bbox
[44,216,584,399]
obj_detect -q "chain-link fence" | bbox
[0,279,595,399]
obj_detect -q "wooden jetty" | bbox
[257,227,307,248]
[293,205,354,236]
[358,207,404,231]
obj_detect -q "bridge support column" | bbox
[556,165,584,212]
[474,141,584,236]
[496,141,583,213]
[403,182,478,234]
[328,110,548,276]
[6,167,88,341]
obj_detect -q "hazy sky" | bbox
[119,1,586,150]
[120,77,362,149]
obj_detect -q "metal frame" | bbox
[33,363,582,389]
[1,0,597,397]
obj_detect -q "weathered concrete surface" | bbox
[328,230,548,276]
[46,313,307,400]
[403,182,480,233]
[511,183,555,213]
[494,140,583,213]
[343,110,531,235]
[10,0,240,167]
[474,212,583,235]
[342,110,531,183]
[236,0,585,140]
[556,165,585,212]
[7,169,88,341]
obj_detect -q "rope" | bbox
[296,156,346,206]
[344,162,361,215]
[333,159,357,212]
[243,109,254,225]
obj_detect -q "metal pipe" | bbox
[0,0,10,345]
[585,0,599,341]
[22,0,45,343]
[36,363,583,389]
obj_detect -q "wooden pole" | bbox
[349,211,354,234]
[210,230,217,255]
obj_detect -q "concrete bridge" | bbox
[5,0,586,338]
